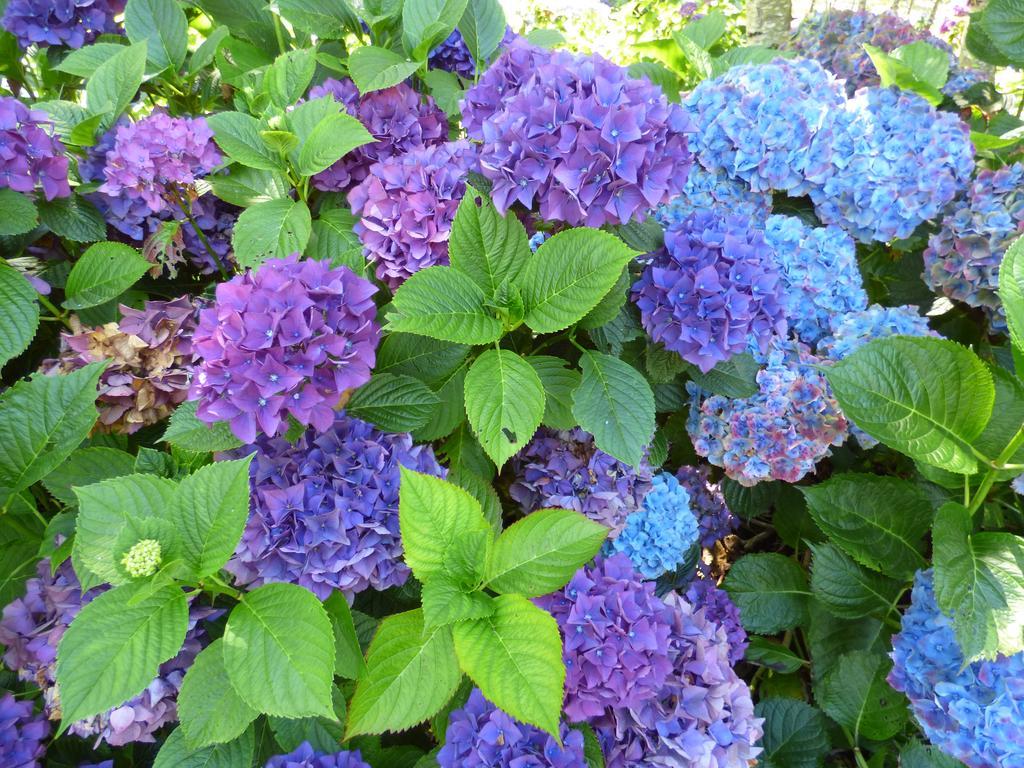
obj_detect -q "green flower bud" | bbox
[121,539,163,578]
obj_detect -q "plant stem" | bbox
[171,189,230,279]
[36,293,73,331]
[273,15,289,54]
[968,425,1024,516]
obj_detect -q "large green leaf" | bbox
[162,400,245,453]
[41,446,136,507]
[210,166,290,207]
[0,262,39,371]
[457,0,506,63]
[900,740,965,768]
[1000,235,1024,354]
[232,198,312,269]
[387,267,504,344]
[38,195,106,242]
[809,542,903,620]
[0,188,38,236]
[687,353,759,398]
[297,113,374,176]
[277,0,361,38]
[403,0,470,59]
[177,640,258,748]
[265,48,318,109]
[724,553,811,634]
[86,43,147,129]
[816,650,907,741]
[154,727,255,768]
[422,576,496,629]
[981,0,1024,64]
[376,334,469,387]
[528,356,580,431]
[207,112,284,171]
[63,242,151,310]
[572,350,654,467]
[56,42,130,77]
[325,592,366,679]
[124,0,188,71]
[448,185,530,296]
[348,46,422,94]
[346,374,442,433]
[269,687,346,753]
[755,698,831,768]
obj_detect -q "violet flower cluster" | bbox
[462,38,694,227]
[923,162,1024,332]
[224,412,444,600]
[684,58,846,196]
[429,29,476,79]
[655,164,772,229]
[684,577,747,664]
[189,254,379,443]
[688,337,848,485]
[42,297,197,434]
[810,87,974,243]
[264,743,371,768]
[0,97,70,201]
[307,79,448,193]
[2,0,123,49]
[675,465,737,549]
[437,689,586,768]
[0,692,49,768]
[632,209,787,373]
[889,570,1024,768]
[763,214,868,345]
[509,428,653,532]
[348,141,475,290]
[609,473,699,579]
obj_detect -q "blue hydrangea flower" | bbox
[889,570,1024,768]
[265,743,371,768]
[655,164,772,228]
[675,465,737,549]
[763,214,867,345]
[429,29,476,78]
[818,304,935,361]
[685,576,747,664]
[528,231,549,252]
[610,473,699,579]
[2,0,123,49]
[1013,473,1024,496]
[0,692,49,768]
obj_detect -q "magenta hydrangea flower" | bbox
[307,78,448,193]
[348,141,475,290]
[0,97,70,201]
[99,113,222,216]
[674,466,736,550]
[2,0,123,49]
[264,743,371,768]
[632,209,787,373]
[190,255,380,443]
[684,577,747,664]
[535,554,675,722]
[437,689,586,768]
[462,38,694,227]
[509,428,654,532]
[0,692,49,768]
[223,412,444,600]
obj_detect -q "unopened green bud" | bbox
[121,539,162,578]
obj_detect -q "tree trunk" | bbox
[746,0,793,48]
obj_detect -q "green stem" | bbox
[968,425,1024,516]
[273,14,289,54]
[36,293,73,331]
[171,190,230,279]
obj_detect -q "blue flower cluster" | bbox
[2,0,123,49]
[265,743,371,768]
[655,164,772,229]
[610,473,699,579]
[818,304,935,362]
[429,29,476,78]
[0,692,48,768]
[889,570,1024,768]
[675,465,737,549]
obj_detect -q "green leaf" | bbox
[38,195,107,242]
[0,509,46,608]
[376,334,469,387]
[744,636,805,673]
[755,698,831,768]
[825,336,994,474]
[517,228,637,334]
[270,686,346,753]
[403,0,470,59]
[207,112,284,171]
[232,198,312,269]
[177,639,258,748]
[452,594,564,739]
[673,31,713,79]
[325,591,366,679]
[223,582,335,718]
[817,650,907,741]
[0,262,39,370]
[421,68,463,118]
[900,740,965,768]
[809,542,903,620]
[211,166,289,207]
[41,446,136,507]
[687,353,759,398]
[524,28,565,48]
[800,474,933,580]
[422,576,496,629]
[981,0,1024,63]
[278,0,361,38]
[0,188,38,236]
[967,10,1013,66]
[125,0,188,71]
[348,46,423,94]
[387,266,504,344]
[1000,235,1024,355]
[347,609,463,737]
[86,42,147,129]
[347,374,442,433]
[56,582,188,727]
[63,242,151,310]
[188,26,230,76]
[863,44,943,105]
[724,553,810,634]
[56,42,129,77]
[485,508,607,596]
[449,185,530,296]
[162,400,245,453]
[154,726,255,768]
[572,350,654,467]
[265,47,318,109]
[528,356,580,431]
[296,112,374,177]
[464,349,545,468]
[891,41,950,90]
[457,0,506,63]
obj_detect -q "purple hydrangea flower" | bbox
[41,297,197,434]
[924,162,1024,332]
[189,255,380,443]
[688,336,848,485]
[535,554,675,722]
[348,141,475,290]
[223,412,444,600]
[429,29,476,79]
[684,576,747,664]
[609,473,699,579]
[308,79,448,193]
[2,0,123,49]
[99,113,222,216]
[763,214,868,345]
[655,164,772,229]
[684,58,846,196]
[0,97,70,200]
[0,692,49,768]
[943,67,987,96]
[632,209,787,373]
[437,689,586,768]
[598,590,762,767]
[0,559,213,746]
[889,570,1024,768]
[509,428,654,532]
[463,38,694,227]
[810,87,974,243]
[674,465,736,549]
[264,743,371,768]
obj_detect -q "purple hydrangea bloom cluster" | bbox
[429,29,476,79]
[99,113,222,216]
[0,97,70,200]
[688,337,848,485]
[684,577,747,664]
[655,164,772,229]
[674,465,737,549]
[763,214,868,345]
[810,87,974,243]
[943,67,986,96]
[437,689,587,768]
[509,428,653,532]
[684,59,846,196]
[264,743,371,768]
[889,570,1024,768]
[818,304,935,362]
[190,255,379,443]
[307,79,448,193]
[463,38,694,227]
[923,162,1024,332]
[598,590,763,768]
[348,141,475,290]
[0,559,212,746]
[535,554,675,723]
[609,473,699,579]
[224,412,444,600]
[0,692,49,768]
[632,209,787,373]
[2,0,123,49]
